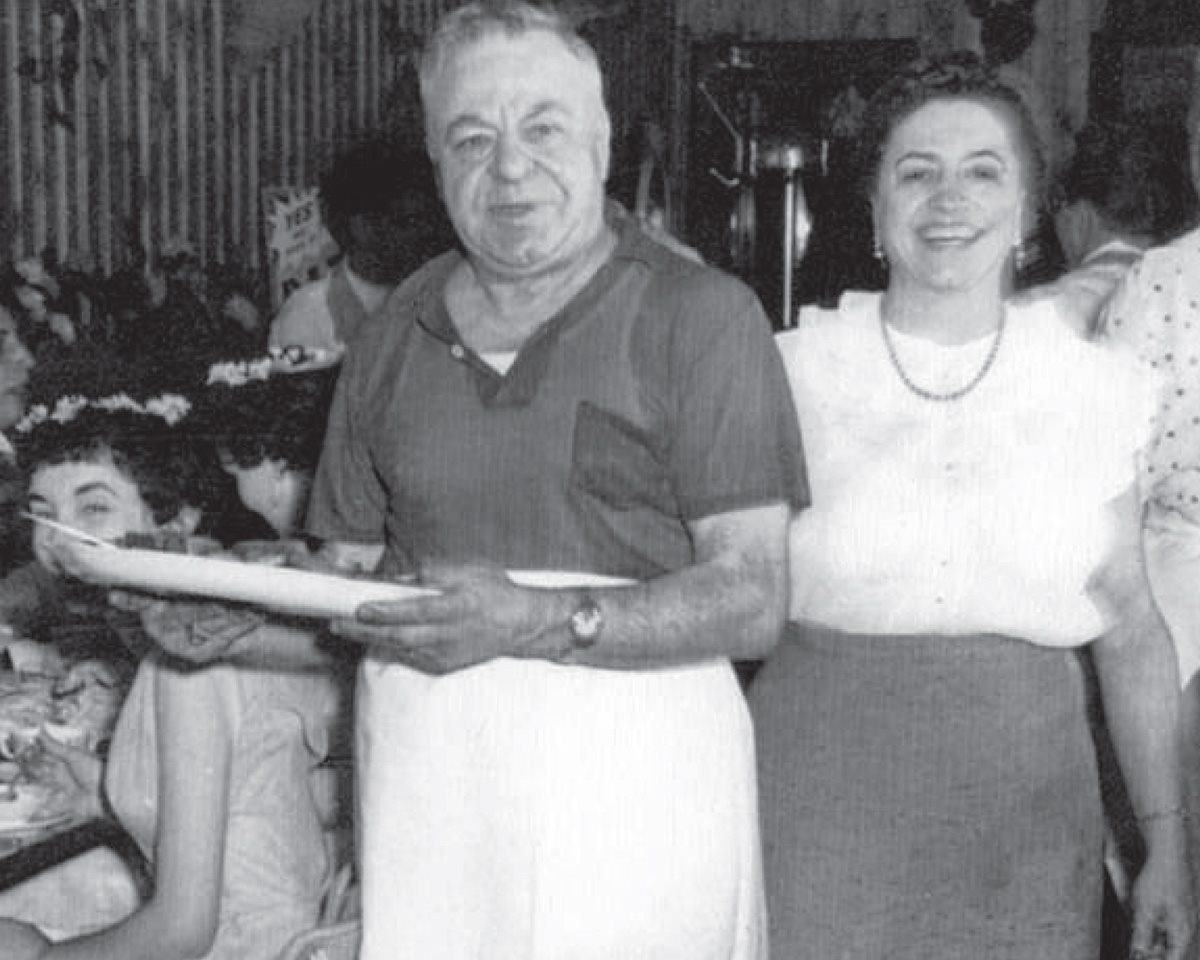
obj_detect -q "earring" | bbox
[1012,236,1026,271]
[872,232,886,264]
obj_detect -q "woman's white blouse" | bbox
[779,291,1154,647]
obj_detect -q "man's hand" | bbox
[331,562,553,675]
[109,591,265,664]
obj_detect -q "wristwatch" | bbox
[567,594,604,649]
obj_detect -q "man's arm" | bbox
[332,502,789,673]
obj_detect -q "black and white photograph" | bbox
[0,1,1199,958]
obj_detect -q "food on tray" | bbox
[0,670,121,755]
[119,531,223,556]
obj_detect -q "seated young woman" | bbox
[0,389,339,960]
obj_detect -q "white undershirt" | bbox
[480,351,518,375]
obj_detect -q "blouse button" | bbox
[450,343,466,360]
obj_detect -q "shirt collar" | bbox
[412,203,653,408]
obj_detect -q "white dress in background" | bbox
[105,653,337,960]
[1101,228,1200,687]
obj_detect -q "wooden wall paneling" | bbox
[210,1,226,262]
[67,2,86,267]
[3,0,23,260]
[246,67,261,273]
[27,2,47,253]
[177,1,193,249]
[92,2,113,273]
[113,0,133,265]
[0,0,674,275]
[357,0,370,135]
[279,40,292,185]
[307,1,321,181]
[134,0,151,265]
[294,20,307,189]
[50,7,69,260]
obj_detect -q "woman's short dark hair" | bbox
[204,367,338,475]
[16,407,203,526]
[857,51,1049,208]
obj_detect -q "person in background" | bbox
[200,349,356,876]
[0,296,36,578]
[0,391,338,960]
[203,352,338,548]
[118,3,805,958]
[131,240,221,363]
[207,266,270,356]
[752,52,1193,960]
[6,258,82,366]
[1100,66,1200,827]
[268,140,451,352]
[1022,118,1196,338]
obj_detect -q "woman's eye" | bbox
[966,164,1002,182]
[80,502,112,518]
[898,167,934,184]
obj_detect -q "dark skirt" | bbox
[749,622,1104,960]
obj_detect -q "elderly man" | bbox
[121,4,805,958]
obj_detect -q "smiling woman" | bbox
[752,51,1195,960]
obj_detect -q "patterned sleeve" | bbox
[1100,241,1200,513]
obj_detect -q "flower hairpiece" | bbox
[205,345,344,387]
[15,392,191,434]
[206,356,273,388]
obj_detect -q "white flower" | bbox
[14,392,192,432]
[144,394,191,425]
[94,393,141,415]
[14,404,49,434]
[50,396,89,423]
[206,358,272,387]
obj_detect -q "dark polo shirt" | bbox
[307,212,808,581]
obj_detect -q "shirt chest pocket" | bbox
[569,401,676,514]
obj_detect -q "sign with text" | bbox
[262,186,341,310]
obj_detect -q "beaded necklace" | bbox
[879,310,1006,402]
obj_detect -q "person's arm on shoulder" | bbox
[37,663,234,960]
[1090,485,1196,960]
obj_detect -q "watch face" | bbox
[570,597,603,647]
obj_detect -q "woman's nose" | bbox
[931,176,968,209]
